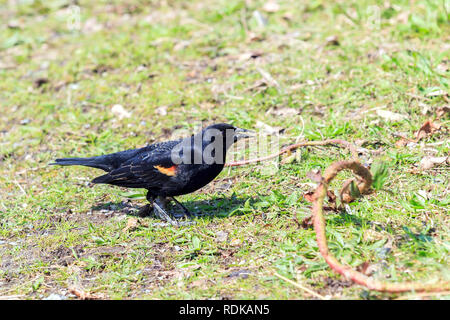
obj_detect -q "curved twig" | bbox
[227,140,450,293]
[312,160,450,293]
[225,139,359,167]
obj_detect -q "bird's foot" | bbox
[144,196,196,226]
[153,201,179,226]
[152,222,171,227]
[170,197,197,219]
[136,204,152,217]
[178,220,197,226]
[151,220,196,227]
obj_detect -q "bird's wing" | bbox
[91,141,181,189]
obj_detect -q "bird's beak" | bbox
[234,127,256,140]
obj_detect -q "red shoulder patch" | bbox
[154,165,177,176]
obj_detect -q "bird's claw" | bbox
[152,200,179,226]
[136,204,152,217]
[152,220,196,227]
[178,220,197,226]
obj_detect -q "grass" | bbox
[0,0,449,299]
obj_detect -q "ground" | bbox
[0,0,449,300]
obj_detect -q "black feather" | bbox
[50,157,111,171]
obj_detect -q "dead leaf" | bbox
[257,68,280,89]
[419,156,448,170]
[363,229,384,242]
[68,287,104,300]
[215,231,228,242]
[325,35,340,46]
[255,121,283,134]
[262,1,280,13]
[155,106,167,116]
[186,70,197,79]
[306,169,323,183]
[246,32,265,42]
[34,78,49,88]
[419,102,432,115]
[227,269,251,279]
[122,217,139,232]
[83,17,103,33]
[252,10,268,27]
[395,137,409,148]
[220,249,234,258]
[111,104,131,120]
[396,11,409,24]
[356,261,377,276]
[173,40,191,51]
[303,192,315,202]
[417,189,430,200]
[188,279,208,289]
[436,61,449,73]
[92,64,112,74]
[8,19,23,29]
[243,80,266,93]
[238,51,263,61]
[282,12,293,21]
[339,179,361,204]
[415,119,441,141]
[271,107,299,117]
[301,215,313,228]
[376,109,407,121]
[327,190,336,206]
[230,238,241,246]
[425,89,447,97]
[436,106,449,119]
[281,152,300,164]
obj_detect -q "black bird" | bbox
[51,123,253,225]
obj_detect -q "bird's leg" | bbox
[151,195,178,226]
[153,201,179,226]
[170,197,194,218]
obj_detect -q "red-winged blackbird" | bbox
[51,123,253,225]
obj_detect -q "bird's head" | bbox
[172,123,254,165]
[201,123,254,149]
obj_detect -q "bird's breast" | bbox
[168,163,224,196]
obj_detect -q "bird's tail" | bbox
[50,157,111,171]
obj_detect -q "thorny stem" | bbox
[227,140,450,293]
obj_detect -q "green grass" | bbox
[0,0,449,299]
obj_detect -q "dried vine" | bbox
[225,139,359,167]
[227,140,450,293]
